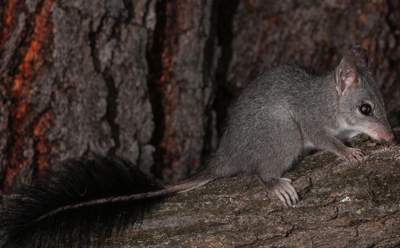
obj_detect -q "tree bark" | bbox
[0,0,218,190]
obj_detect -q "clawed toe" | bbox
[272,178,299,207]
[280,177,292,183]
[340,147,364,163]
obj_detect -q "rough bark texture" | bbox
[102,138,400,248]
[0,0,158,190]
[148,0,217,182]
[0,0,219,190]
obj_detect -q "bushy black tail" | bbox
[0,156,167,248]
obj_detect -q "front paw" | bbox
[338,147,364,163]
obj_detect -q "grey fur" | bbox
[207,47,393,207]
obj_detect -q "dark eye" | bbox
[359,103,372,116]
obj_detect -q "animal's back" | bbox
[210,65,312,177]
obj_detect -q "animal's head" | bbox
[335,46,394,143]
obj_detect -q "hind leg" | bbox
[257,140,302,207]
[254,115,303,207]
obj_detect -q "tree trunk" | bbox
[0,0,219,190]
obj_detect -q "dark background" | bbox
[0,0,399,192]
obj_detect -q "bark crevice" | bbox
[146,0,168,179]
[88,15,121,156]
[213,0,239,136]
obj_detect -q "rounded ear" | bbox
[335,45,369,96]
[335,57,358,96]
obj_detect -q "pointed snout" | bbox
[367,124,396,144]
[380,130,395,143]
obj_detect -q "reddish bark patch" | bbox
[0,0,18,47]
[32,111,52,174]
[3,0,53,189]
[159,2,179,173]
